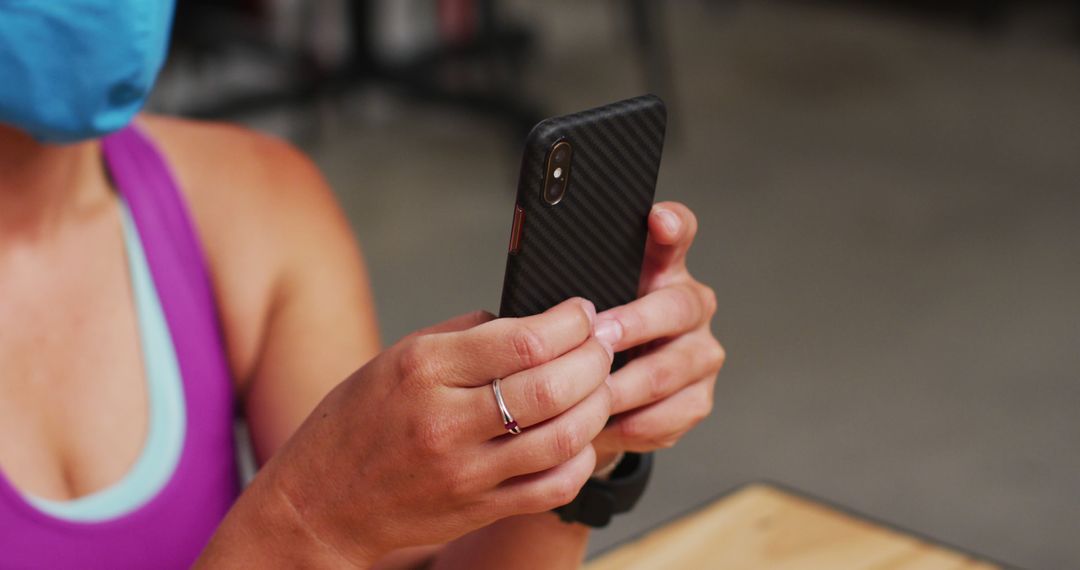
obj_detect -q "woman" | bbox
[0,2,724,568]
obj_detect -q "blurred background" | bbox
[149,1,1080,567]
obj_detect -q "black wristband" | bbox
[554,452,653,527]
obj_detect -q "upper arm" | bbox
[239,143,381,464]
[142,116,381,464]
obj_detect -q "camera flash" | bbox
[554,167,563,179]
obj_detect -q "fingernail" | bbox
[579,299,596,325]
[594,317,622,358]
[657,209,680,235]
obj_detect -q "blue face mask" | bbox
[0,0,176,144]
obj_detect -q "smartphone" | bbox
[498,94,667,370]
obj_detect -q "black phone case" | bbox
[498,94,667,324]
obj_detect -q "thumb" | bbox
[639,202,698,293]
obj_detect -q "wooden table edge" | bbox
[585,479,1019,569]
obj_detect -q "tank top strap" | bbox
[100,121,236,409]
[102,124,213,307]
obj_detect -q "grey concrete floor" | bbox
[280,2,1078,568]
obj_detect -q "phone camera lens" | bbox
[544,180,565,204]
[543,141,572,205]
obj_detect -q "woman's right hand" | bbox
[251,298,613,565]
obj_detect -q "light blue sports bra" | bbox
[23,202,186,521]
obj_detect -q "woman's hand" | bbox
[235,298,614,566]
[592,202,724,461]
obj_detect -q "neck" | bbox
[0,125,110,240]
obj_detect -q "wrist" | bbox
[436,512,591,567]
[265,461,385,568]
[198,467,379,569]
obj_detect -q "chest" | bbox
[0,212,147,500]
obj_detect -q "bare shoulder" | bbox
[137,114,335,219]
[136,114,366,385]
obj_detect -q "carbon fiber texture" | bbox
[498,95,667,322]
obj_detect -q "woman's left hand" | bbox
[591,202,725,462]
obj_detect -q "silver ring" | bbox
[491,378,522,435]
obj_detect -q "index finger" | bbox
[430,297,596,387]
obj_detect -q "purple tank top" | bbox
[0,125,240,568]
